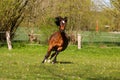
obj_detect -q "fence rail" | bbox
[0,30,120,49]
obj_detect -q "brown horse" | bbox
[42,16,70,63]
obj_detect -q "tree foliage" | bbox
[0,0,28,40]
[0,0,119,42]
[110,0,120,31]
[22,0,95,31]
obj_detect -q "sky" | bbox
[93,0,110,4]
[93,0,111,7]
[103,0,111,6]
[105,0,110,3]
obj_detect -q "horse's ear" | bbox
[64,17,67,22]
[55,16,62,26]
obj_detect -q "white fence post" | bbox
[78,34,81,49]
[6,31,12,50]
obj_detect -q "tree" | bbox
[110,0,120,31]
[23,0,94,31]
[100,0,120,31]
[0,0,28,41]
[0,0,42,49]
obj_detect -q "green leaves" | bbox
[109,0,120,31]
[0,0,29,40]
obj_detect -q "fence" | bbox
[13,30,120,47]
[14,31,120,45]
[81,32,120,43]
[78,31,120,48]
[1,27,120,49]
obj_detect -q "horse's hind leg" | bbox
[50,52,56,60]
[52,51,59,64]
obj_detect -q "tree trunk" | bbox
[6,31,12,50]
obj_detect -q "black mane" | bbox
[55,16,61,26]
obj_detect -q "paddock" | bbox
[0,29,120,79]
[0,45,120,79]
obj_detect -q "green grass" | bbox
[0,45,120,80]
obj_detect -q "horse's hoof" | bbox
[42,59,47,63]
[45,60,47,62]
[42,60,45,63]
[52,61,57,64]
[47,60,51,63]
[52,62,55,64]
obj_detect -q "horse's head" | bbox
[55,16,67,32]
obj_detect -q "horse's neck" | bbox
[60,31,69,40]
[60,31,65,36]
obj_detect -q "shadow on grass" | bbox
[56,61,73,64]
[87,76,120,80]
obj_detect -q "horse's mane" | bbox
[55,16,61,26]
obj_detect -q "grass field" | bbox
[0,44,120,80]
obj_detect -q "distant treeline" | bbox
[0,0,120,41]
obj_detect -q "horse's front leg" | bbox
[42,50,51,63]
